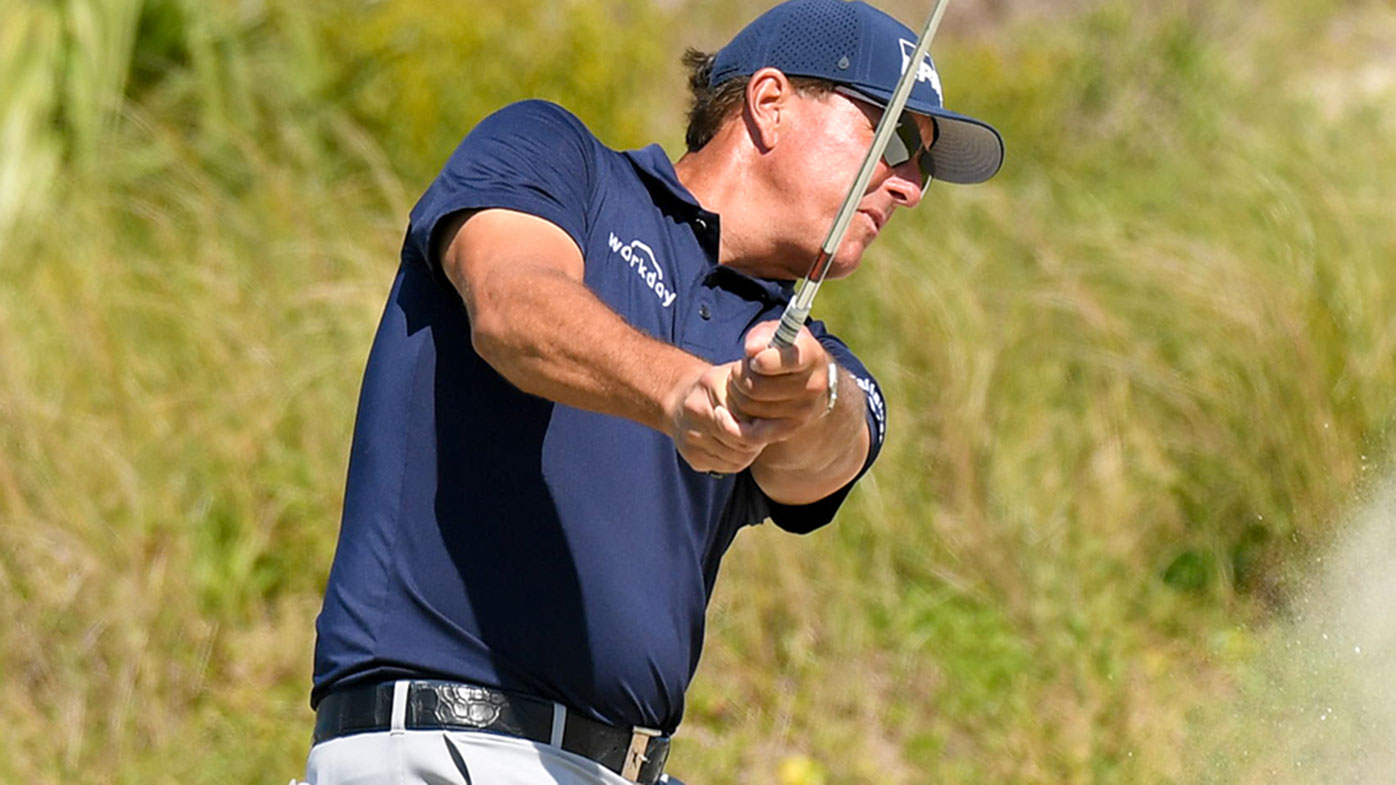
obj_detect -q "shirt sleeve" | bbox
[760,321,888,535]
[404,99,598,280]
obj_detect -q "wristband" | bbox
[823,360,839,416]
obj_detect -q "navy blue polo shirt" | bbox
[312,100,888,733]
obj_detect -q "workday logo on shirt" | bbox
[608,233,676,308]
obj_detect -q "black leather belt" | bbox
[314,680,670,785]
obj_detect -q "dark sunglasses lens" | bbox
[884,117,931,188]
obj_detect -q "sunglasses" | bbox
[834,87,936,188]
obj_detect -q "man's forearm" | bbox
[467,263,704,434]
[443,209,703,434]
[749,367,870,505]
[444,208,770,476]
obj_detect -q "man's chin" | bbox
[820,256,862,281]
[764,236,867,281]
[827,238,872,279]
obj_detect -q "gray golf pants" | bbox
[304,728,682,785]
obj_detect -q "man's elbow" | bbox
[751,452,862,507]
[467,305,534,386]
[467,306,508,367]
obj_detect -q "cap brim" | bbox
[842,86,1004,185]
[917,107,1004,185]
[837,87,1005,185]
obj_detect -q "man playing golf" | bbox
[304,1,1002,783]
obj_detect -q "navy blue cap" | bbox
[710,0,1004,185]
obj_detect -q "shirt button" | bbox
[698,304,712,320]
[694,217,707,229]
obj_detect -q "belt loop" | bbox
[549,702,567,747]
[621,727,661,782]
[390,680,409,735]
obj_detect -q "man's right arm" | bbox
[438,207,768,475]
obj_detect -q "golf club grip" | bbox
[772,304,806,348]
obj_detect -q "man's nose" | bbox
[885,160,925,208]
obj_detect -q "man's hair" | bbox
[682,49,839,152]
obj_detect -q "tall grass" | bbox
[318,0,675,182]
[0,2,403,780]
[0,2,63,247]
[683,2,1396,782]
[2,0,1394,782]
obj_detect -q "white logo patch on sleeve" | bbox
[853,373,887,443]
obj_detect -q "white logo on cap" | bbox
[899,39,943,101]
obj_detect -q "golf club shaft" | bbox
[771,0,952,348]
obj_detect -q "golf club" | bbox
[770,0,952,348]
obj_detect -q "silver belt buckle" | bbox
[620,726,662,782]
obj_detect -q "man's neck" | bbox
[673,141,797,281]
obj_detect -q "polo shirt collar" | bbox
[623,144,706,214]
[623,144,796,304]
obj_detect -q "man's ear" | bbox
[743,67,793,153]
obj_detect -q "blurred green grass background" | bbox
[2,0,1394,782]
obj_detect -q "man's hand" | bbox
[664,321,841,476]
[731,320,870,506]
[663,362,770,475]
[725,320,833,439]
